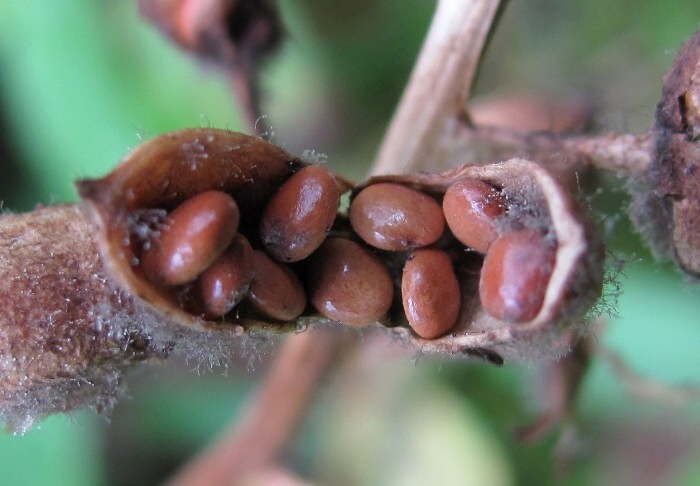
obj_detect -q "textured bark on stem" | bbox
[640,29,700,276]
[0,205,165,433]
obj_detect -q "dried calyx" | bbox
[78,128,604,363]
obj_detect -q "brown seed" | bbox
[307,238,393,326]
[260,165,340,262]
[479,229,556,323]
[247,250,306,321]
[349,183,445,251]
[443,179,506,253]
[193,234,254,318]
[141,190,240,286]
[401,249,461,339]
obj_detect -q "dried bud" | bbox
[139,0,282,67]
[635,29,700,277]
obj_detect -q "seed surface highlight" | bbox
[260,165,340,262]
[349,183,445,251]
[307,238,393,326]
[247,250,307,321]
[479,229,556,323]
[193,234,254,318]
[402,249,461,339]
[443,179,506,253]
[140,190,240,286]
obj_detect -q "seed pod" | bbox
[260,165,340,262]
[479,229,556,323]
[76,127,603,361]
[191,234,254,318]
[77,128,305,331]
[363,158,604,359]
[306,238,393,326]
[349,183,445,251]
[140,190,240,286]
[247,250,307,322]
[442,179,506,253]
[402,249,461,339]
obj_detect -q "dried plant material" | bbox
[365,159,604,360]
[0,206,165,432]
[1,128,605,430]
[77,129,603,364]
[139,0,284,130]
[373,0,503,174]
[0,203,251,432]
[139,0,282,66]
[632,30,700,276]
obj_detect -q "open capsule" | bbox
[78,128,603,361]
[77,129,307,331]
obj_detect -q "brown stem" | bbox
[168,328,345,485]
[0,205,166,432]
[228,69,266,136]
[168,4,509,481]
[373,0,503,175]
[438,124,653,177]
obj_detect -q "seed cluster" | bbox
[133,159,557,340]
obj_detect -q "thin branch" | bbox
[372,0,503,175]
[599,344,700,406]
[169,328,346,486]
[438,124,654,177]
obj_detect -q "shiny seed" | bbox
[349,183,445,251]
[193,234,254,318]
[260,165,340,262]
[247,250,306,321]
[141,190,240,286]
[307,238,393,326]
[402,248,461,339]
[443,179,506,253]
[479,229,556,323]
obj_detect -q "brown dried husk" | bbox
[77,128,308,334]
[363,160,604,360]
[640,29,700,277]
[77,128,604,362]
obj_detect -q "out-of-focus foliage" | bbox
[0,1,699,485]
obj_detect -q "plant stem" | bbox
[169,328,345,485]
[373,0,503,175]
[0,205,163,432]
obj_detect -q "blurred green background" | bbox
[1,1,700,485]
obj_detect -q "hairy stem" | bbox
[0,205,164,432]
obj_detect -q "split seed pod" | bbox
[77,128,320,332]
[78,128,603,362]
[359,159,604,360]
